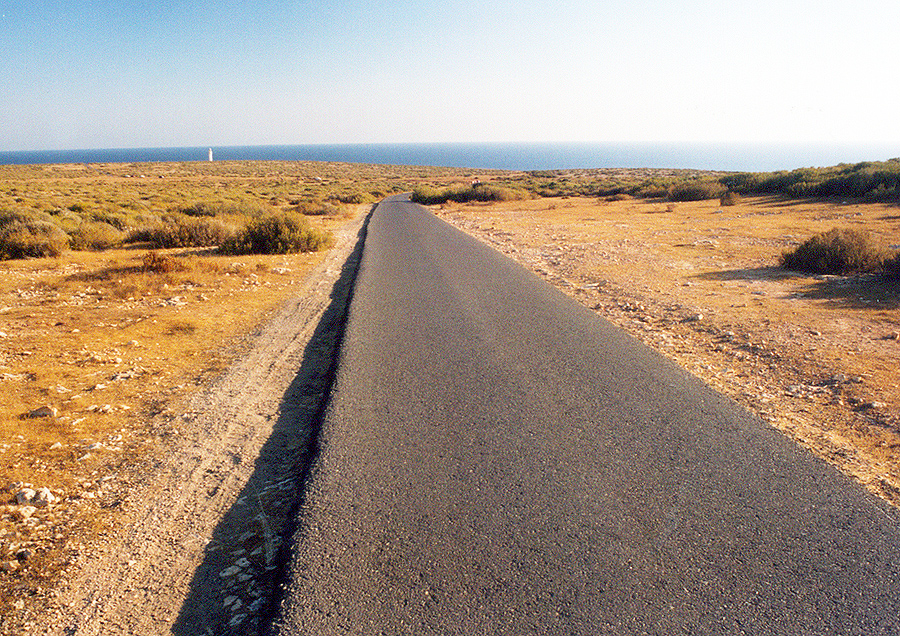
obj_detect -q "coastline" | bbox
[1,141,897,172]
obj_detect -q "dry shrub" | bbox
[166,318,197,335]
[69,221,124,251]
[720,191,742,206]
[142,251,184,273]
[0,211,69,259]
[220,212,334,255]
[292,200,342,216]
[143,217,233,248]
[670,180,727,202]
[780,228,887,275]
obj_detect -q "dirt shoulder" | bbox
[434,195,900,506]
[3,211,368,636]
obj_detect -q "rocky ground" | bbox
[0,213,368,636]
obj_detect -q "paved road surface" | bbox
[271,195,900,634]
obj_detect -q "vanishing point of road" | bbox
[271,195,900,634]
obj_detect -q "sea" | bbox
[1,142,897,173]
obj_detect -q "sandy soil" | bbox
[434,195,900,507]
[5,212,368,636]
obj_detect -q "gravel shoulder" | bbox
[20,211,369,636]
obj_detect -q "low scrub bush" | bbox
[69,221,124,251]
[0,210,69,259]
[410,184,523,205]
[292,200,342,216]
[220,212,334,255]
[670,180,727,202]
[177,200,273,218]
[0,220,69,259]
[719,191,742,206]
[780,228,887,275]
[721,159,900,201]
[141,251,183,273]
[90,211,130,230]
[142,217,233,248]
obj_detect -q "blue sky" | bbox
[2,0,899,152]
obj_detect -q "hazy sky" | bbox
[2,0,899,151]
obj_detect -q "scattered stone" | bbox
[49,442,63,450]
[17,506,37,520]
[16,488,36,505]
[34,487,55,507]
[272,267,291,275]
[682,313,703,323]
[0,560,18,573]
[219,565,242,578]
[28,406,57,419]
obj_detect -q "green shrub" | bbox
[780,228,887,275]
[142,217,233,248]
[721,159,900,201]
[69,221,124,251]
[220,212,334,255]
[410,183,523,205]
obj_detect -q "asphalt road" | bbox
[271,195,900,635]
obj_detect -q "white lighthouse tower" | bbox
[208,148,213,162]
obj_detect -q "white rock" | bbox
[16,488,36,505]
[17,506,37,520]
[33,487,55,507]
